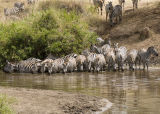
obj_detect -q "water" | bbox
[0,70,160,114]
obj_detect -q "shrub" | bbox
[0,94,15,114]
[0,7,97,68]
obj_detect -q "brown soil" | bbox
[0,86,109,114]
[90,2,160,64]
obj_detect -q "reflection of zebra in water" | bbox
[4,58,41,73]
[132,0,138,11]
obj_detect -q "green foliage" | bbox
[0,7,97,68]
[0,94,15,114]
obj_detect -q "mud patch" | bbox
[0,86,111,114]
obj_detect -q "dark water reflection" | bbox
[0,70,160,114]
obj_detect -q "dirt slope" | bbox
[94,2,160,63]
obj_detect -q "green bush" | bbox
[0,7,97,68]
[0,94,15,114]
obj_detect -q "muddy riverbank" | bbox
[0,86,112,114]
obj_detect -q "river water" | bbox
[0,69,160,114]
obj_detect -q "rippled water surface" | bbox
[0,70,160,114]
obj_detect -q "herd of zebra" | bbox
[4,38,159,74]
[4,0,37,17]
[93,0,139,26]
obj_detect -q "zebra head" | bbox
[32,62,41,73]
[108,1,113,11]
[48,62,58,74]
[40,63,48,73]
[62,62,68,73]
[48,63,53,74]
[147,46,158,56]
[19,2,25,11]
[3,61,16,73]
[113,43,119,54]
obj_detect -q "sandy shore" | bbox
[0,86,112,114]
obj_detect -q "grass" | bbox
[0,0,98,68]
[0,94,15,114]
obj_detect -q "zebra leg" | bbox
[143,63,145,70]
[97,8,99,15]
[106,12,108,22]
[146,62,149,70]
[136,2,138,9]
[101,7,102,15]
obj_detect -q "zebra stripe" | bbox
[14,2,25,11]
[15,58,41,73]
[4,7,20,16]
[27,0,37,4]
[132,0,138,11]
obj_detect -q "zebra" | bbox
[96,37,105,46]
[62,53,78,60]
[93,0,105,15]
[118,0,125,10]
[108,2,122,26]
[132,0,138,11]
[85,52,98,72]
[4,7,20,16]
[135,48,146,69]
[47,53,77,74]
[76,55,87,72]
[105,3,110,22]
[90,43,111,55]
[27,0,37,4]
[4,58,41,73]
[115,46,127,71]
[136,46,158,70]
[126,49,138,70]
[104,48,116,71]
[93,54,106,72]
[40,58,54,73]
[14,2,25,12]
[3,61,17,73]
[16,58,41,73]
[48,58,65,74]
[63,57,77,73]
